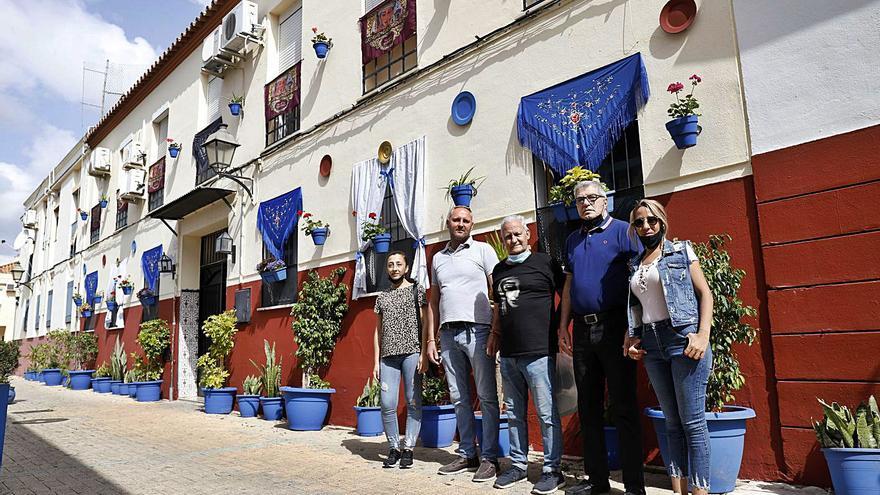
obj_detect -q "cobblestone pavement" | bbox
[2,377,828,495]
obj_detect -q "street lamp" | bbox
[202,123,240,175]
[159,253,176,279]
[10,261,25,283]
[215,231,236,263]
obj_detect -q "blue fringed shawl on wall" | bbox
[142,246,163,291]
[257,188,303,261]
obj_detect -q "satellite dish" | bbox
[12,232,27,250]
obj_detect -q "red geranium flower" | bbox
[667,82,684,93]
[296,210,303,216]
[689,74,702,83]
[303,213,312,218]
[352,210,357,217]
[368,212,377,219]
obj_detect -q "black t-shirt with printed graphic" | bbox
[492,252,564,357]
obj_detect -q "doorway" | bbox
[197,230,228,389]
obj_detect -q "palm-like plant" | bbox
[250,340,282,398]
[110,336,127,381]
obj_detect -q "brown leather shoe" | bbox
[438,456,480,475]
[472,459,498,482]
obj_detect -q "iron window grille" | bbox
[362,35,417,94]
[70,221,77,258]
[46,290,53,328]
[89,204,101,244]
[266,106,301,147]
[260,232,298,307]
[116,198,128,231]
[364,186,415,294]
[148,159,165,212]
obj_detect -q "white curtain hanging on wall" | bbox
[351,158,387,300]
[390,135,427,289]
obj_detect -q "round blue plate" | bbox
[451,91,476,126]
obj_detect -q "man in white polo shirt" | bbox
[424,206,501,483]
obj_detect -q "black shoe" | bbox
[566,479,611,495]
[531,472,565,494]
[399,449,414,469]
[383,448,401,468]
[438,456,480,475]
[623,490,646,495]
[493,466,528,489]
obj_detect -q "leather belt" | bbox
[574,310,617,326]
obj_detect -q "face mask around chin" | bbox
[638,229,665,250]
[506,250,531,264]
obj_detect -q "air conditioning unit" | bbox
[5,283,15,292]
[202,26,221,62]
[23,209,37,228]
[87,147,111,176]
[120,168,146,200]
[121,139,144,169]
[221,1,258,53]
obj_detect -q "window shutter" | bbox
[156,117,169,157]
[278,7,302,72]
[365,0,384,13]
[66,281,73,324]
[207,77,221,122]
[46,290,53,327]
[35,296,40,330]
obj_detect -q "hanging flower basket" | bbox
[665,75,702,149]
[310,227,329,246]
[167,139,181,158]
[666,115,700,149]
[445,167,485,208]
[257,258,287,283]
[80,211,88,221]
[100,199,108,209]
[360,212,389,252]
[372,233,392,253]
[300,211,330,246]
[107,300,119,312]
[137,288,157,307]
[92,293,103,305]
[121,286,133,296]
[311,28,333,59]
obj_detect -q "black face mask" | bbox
[583,214,605,230]
[639,227,665,250]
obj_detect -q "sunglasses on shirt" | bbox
[631,216,661,228]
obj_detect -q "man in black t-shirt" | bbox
[488,215,566,495]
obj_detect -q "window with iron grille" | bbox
[22,301,29,336]
[46,290,53,328]
[533,121,644,269]
[365,187,415,294]
[265,7,302,147]
[116,196,128,230]
[140,278,160,323]
[362,34,417,94]
[148,158,165,212]
[89,204,101,244]
[266,103,300,146]
[360,0,417,94]
[70,221,77,258]
[260,233,298,307]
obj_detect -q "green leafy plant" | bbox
[95,362,111,377]
[813,396,880,449]
[46,329,70,369]
[79,303,92,314]
[291,268,348,388]
[421,374,450,406]
[68,331,98,370]
[360,212,388,242]
[166,138,181,151]
[0,340,21,384]
[445,166,486,198]
[486,230,508,261]
[356,377,381,407]
[692,234,758,412]
[667,74,702,119]
[299,211,329,236]
[242,375,262,396]
[110,336,127,381]
[123,368,137,383]
[229,93,244,104]
[28,343,51,370]
[197,310,239,389]
[138,319,170,380]
[306,373,331,389]
[548,166,606,206]
[310,26,332,46]
[130,353,160,381]
[250,340,282,398]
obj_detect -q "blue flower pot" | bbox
[109,380,123,395]
[475,412,510,458]
[42,368,63,386]
[169,147,180,158]
[237,395,260,418]
[647,406,755,494]
[450,184,474,207]
[69,370,95,390]
[310,227,329,246]
[280,387,335,431]
[372,233,392,254]
[107,301,118,312]
[37,371,46,383]
[121,383,132,395]
[81,310,92,318]
[354,406,383,437]
[421,404,457,448]
[73,296,82,307]
[93,295,103,304]
[313,41,330,59]
[122,286,133,296]
[128,382,139,398]
[823,448,880,495]
[260,268,287,284]
[0,383,10,469]
[228,102,242,116]
[80,212,88,221]
[665,115,700,149]
[93,378,112,393]
[203,387,237,414]
[63,375,70,387]
[100,200,108,208]
[7,386,15,405]
[135,380,162,402]
[139,295,157,306]
[260,396,284,421]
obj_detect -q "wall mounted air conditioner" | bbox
[221,1,258,53]
[23,209,37,228]
[87,147,111,176]
[202,26,221,62]
[121,139,144,169]
[120,168,146,200]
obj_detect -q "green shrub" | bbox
[138,319,170,380]
[421,375,450,406]
[291,268,348,388]
[356,377,381,407]
[0,340,21,383]
[197,310,238,389]
[69,332,98,370]
[95,362,111,377]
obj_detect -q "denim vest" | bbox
[627,239,700,337]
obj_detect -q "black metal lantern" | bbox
[215,231,236,263]
[10,261,24,283]
[202,123,240,174]
[159,253,176,278]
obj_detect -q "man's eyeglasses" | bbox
[574,194,605,204]
[631,216,661,228]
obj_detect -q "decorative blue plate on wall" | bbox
[451,91,476,126]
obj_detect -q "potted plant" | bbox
[0,339,21,468]
[354,377,382,437]
[167,138,181,158]
[256,257,287,284]
[197,310,239,414]
[118,276,134,296]
[67,331,98,390]
[106,294,119,312]
[137,287,157,307]
[420,374,456,448]
[133,319,170,402]
[281,268,348,431]
[126,365,142,398]
[228,94,244,116]
[41,330,67,386]
[27,343,48,383]
[99,194,108,209]
[79,303,92,318]
[361,212,390,253]
[645,235,758,494]
[78,208,88,221]
[445,167,485,208]
[300,211,330,246]
[310,27,332,59]
[72,291,83,307]
[237,375,262,418]
[250,340,283,421]
[814,395,880,494]
[547,166,609,222]
[93,290,104,305]
[665,74,702,149]
[93,362,112,393]
[109,336,127,394]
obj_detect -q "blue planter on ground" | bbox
[109,380,123,395]
[203,387,237,414]
[128,382,138,398]
[93,378,111,393]
[261,397,284,421]
[665,115,700,149]
[823,447,880,495]
[237,395,260,418]
[475,412,510,458]
[420,404,457,448]
[228,102,242,116]
[310,228,329,246]
[42,368,63,386]
[68,370,95,390]
[646,406,756,494]
[122,286,133,296]
[280,387,335,431]
[605,426,620,470]
[118,383,129,395]
[0,383,10,469]
[169,147,180,158]
[354,406,383,437]
[450,184,475,207]
[135,380,162,402]
[372,233,392,254]
[38,371,46,383]
[313,41,330,59]
[7,386,15,405]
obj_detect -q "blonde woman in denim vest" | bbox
[623,199,714,495]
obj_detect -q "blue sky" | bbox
[0,0,210,262]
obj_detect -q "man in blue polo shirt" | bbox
[559,181,645,495]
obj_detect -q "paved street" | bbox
[2,377,826,495]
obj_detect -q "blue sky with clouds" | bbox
[0,0,211,262]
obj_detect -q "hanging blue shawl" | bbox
[85,271,98,302]
[257,188,303,261]
[142,245,163,291]
[517,53,650,177]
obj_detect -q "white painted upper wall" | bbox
[733,0,880,155]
